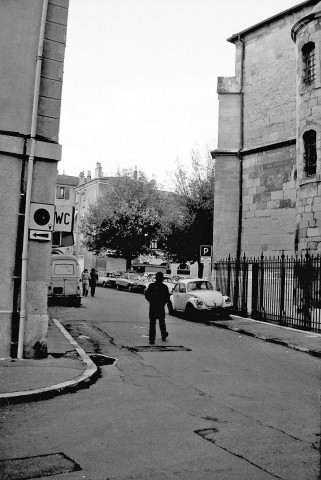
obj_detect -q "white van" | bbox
[48,254,82,306]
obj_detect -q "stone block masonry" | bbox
[0,0,69,358]
[37,0,69,142]
[213,2,321,262]
[241,145,296,257]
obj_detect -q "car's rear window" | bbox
[187,281,213,292]
[54,264,74,275]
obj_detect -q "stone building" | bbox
[212,0,321,262]
[0,1,69,358]
[56,173,78,207]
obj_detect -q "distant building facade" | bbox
[72,162,179,273]
[56,173,78,207]
[74,163,127,273]
[212,0,321,262]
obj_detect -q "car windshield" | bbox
[187,281,214,292]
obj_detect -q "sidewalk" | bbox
[0,315,319,403]
[0,318,98,403]
[213,315,321,357]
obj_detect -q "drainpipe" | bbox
[17,0,49,359]
[234,35,245,308]
[237,34,245,262]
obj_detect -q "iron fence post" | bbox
[227,254,231,298]
[241,253,248,314]
[234,257,240,311]
[252,260,259,318]
[303,252,312,330]
[279,251,285,324]
[260,252,265,319]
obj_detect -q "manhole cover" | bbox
[89,354,117,366]
[0,452,81,480]
[128,345,191,352]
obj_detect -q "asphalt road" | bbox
[1,286,320,480]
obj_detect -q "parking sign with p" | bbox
[200,245,212,258]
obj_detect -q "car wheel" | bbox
[102,281,106,288]
[74,297,81,308]
[128,285,132,292]
[116,285,120,290]
[185,303,196,322]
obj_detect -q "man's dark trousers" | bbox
[149,308,167,344]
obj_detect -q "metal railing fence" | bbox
[215,252,321,333]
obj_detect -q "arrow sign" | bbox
[29,230,52,241]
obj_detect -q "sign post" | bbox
[200,245,212,278]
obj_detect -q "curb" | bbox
[0,318,98,403]
[210,319,321,358]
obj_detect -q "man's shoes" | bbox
[149,340,155,345]
[162,332,168,341]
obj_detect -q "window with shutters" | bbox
[56,186,70,200]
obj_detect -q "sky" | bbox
[59,0,298,189]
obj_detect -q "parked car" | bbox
[115,272,146,293]
[48,255,82,307]
[97,271,121,288]
[171,274,190,283]
[144,274,176,294]
[169,278,232,321]
[97,271,109,286]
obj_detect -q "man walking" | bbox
[90,268,98,297]
[145,271,170,345]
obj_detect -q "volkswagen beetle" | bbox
[169,278,232,321]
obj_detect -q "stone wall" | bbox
[293,6,321,253]
[242,145,297,257]
[0,0,69,358]
[213,3,318,262]
[212,155,240,262]
[242,6,313,149]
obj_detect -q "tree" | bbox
[80,169,163,270]
[162,148,215,263]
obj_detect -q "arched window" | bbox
[303,130,317,176]
[302,42,316,84]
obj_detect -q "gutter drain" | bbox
[89,354,117,366]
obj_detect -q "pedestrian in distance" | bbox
[145,271,170,345]
[81,269,90,297]
[90,268,98,297]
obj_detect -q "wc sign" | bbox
[54,205,74,232]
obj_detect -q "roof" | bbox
[177,278,207,283]
[56,174,79,187]
[227,0,319,43]
[311,0,321,12]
